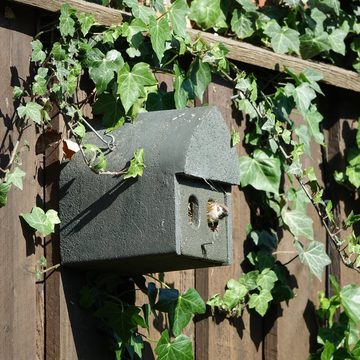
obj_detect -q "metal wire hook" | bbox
[81,118,116,151]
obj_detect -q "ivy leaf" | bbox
[236,0,258,12]
[73,123,86,140]
[344,211,360,229]
[21,207,60,236]
[78,12,95,36]
[155,330,193,360]
[17,102,45,125]
[174,64,188,108]
[189,0,222,30]
[82,144,107,173]
[59,4,76,37]
[329,28,348,56]
[294,240,331,280]
[312,0,341,16]
[188,58,211,102]
[231,129,240,147]
[173,288,206,336]
[304,105,324,145]
[124,148,145,179]
[300,30,331,59]
[293,83,317,115]
[31,40,46,63]
[32,67,48,96]
[129,335,144,359]
[340,284,360,323]
[239,270,259,291]
[222,279,248,309]
[0,182,12,207]
[93,93,125,130]
[89,50,124,94]
[149,16,172,63]
[248,289,273,316]
[169,0,190,39]
[231,10,254,39]
[117,62,156,113]
[13,86,23,99]
[283,209,314,240]
[264,21,300,54]
[6,167,26,190]
[239,150,281,195]
[256,268,278,291]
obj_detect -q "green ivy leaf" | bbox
[264,20,300,54]
[89,50,124,94]
[340,284,360,323]
[283,209,314,240]
[239,270,259,291]
[149,16,172,63]
[21,207,60,236]
[124,148,145,179]
[329,28,348,56]
[169,0,190,39]
[173,288,206,336]
[117,62,157,113]
[248,289,273,316]
[239,150,281,194]
[31,40,46,63]
[293,83,317,115]
[6,167,26,190]
[78,12,95,36]
[73,123,86,140]
[13,86,23,99]
[59,4,76,37]
[344,211,360,229]
[231,129,240,147]
[82,144,107,173]
[129,335,144,359]
[93,93,125,130]
[300,30,331,59]
[256,268,278,291]
[17,102,45,125]
[32,67,48,96]
[223,279,248,310]
[189,0,222,30]
[155,330,193,360]
[231,10,254,39]
[304,105,324,145]
[188,58,211,102]
[0,182,12,207]
[294,240,331,280]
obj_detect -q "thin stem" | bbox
[41,263,61,274]
[146,274,170,289]
[272,250,298,256]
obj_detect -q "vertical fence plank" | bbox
[0,4,44,360]
[195,79,263,360]
[320,87,360,288]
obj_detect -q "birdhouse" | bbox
[60,107,240,274]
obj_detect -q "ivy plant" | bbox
[1,1,360,359]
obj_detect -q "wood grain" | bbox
[10,0,123,26]
[195,80,263,360]
[187,29,360,93]
[0,5,43,360]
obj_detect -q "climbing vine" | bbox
[1,0,360,358]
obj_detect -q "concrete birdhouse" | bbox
[60,106,240,274]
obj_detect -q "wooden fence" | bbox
[1,1,360,359]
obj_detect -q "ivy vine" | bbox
[1,0,360,359]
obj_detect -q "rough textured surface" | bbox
[60,107,239,274]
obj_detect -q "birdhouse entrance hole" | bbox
[188,195,199,228]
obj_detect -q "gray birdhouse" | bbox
[60,107,240,274]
